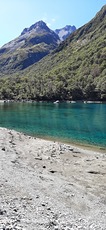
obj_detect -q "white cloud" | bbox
[41,14,57,28]
[51,18,56,23]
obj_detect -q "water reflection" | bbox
[0,102,106,148]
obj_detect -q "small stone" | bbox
[43,165,46,168]
[42,203,46,207]
[73,149,80,153]
[12,142,16,145]
[88,170,100,174]
[36,195,39,199]
[2,147,5,151]
[13,208,18,212]
[0,209,4,215]
[59,151,64,154]
[47,207,51,210]
[51,153,56,157]
[11,160,16,164]
[49,170,57,173]
[69,148,74,151]
[71,194,75,197]
[35,157,42,160]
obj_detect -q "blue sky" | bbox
[0,0,106,47]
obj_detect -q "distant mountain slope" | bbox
[0,5,106,101]
[0,21,60,73]
[55,25,76,41]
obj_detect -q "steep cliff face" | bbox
[0,21,60,73]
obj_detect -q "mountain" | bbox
[0,21,60,73]
[55,25,76,41]
[0,5,106,101]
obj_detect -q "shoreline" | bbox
[29,135,106,155]
[0,99,106,104]
[1,126,106,154]
[31,133,106,154]
[0,127,106,229]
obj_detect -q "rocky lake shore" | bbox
[0,128,106,229]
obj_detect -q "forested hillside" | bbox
[0,5,106,101]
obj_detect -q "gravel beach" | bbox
[0,128,106,230]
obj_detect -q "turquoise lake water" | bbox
[0,102,106,149]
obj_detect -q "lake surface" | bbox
[0,102,106,149]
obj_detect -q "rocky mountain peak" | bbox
[0,20,60,73]
[21,20,51,36]
[55,25,76,41]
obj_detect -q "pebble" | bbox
[49,170,57,173]
[0,209,4,215]
[35,156,42,160]
[0,128,105,230]
[42,165,46,168]
[2,147,5,151]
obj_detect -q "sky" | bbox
[0,0,106,47]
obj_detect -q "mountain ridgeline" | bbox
[0,21,60,73]
[0,5,106,101]
[0,21,76,74]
